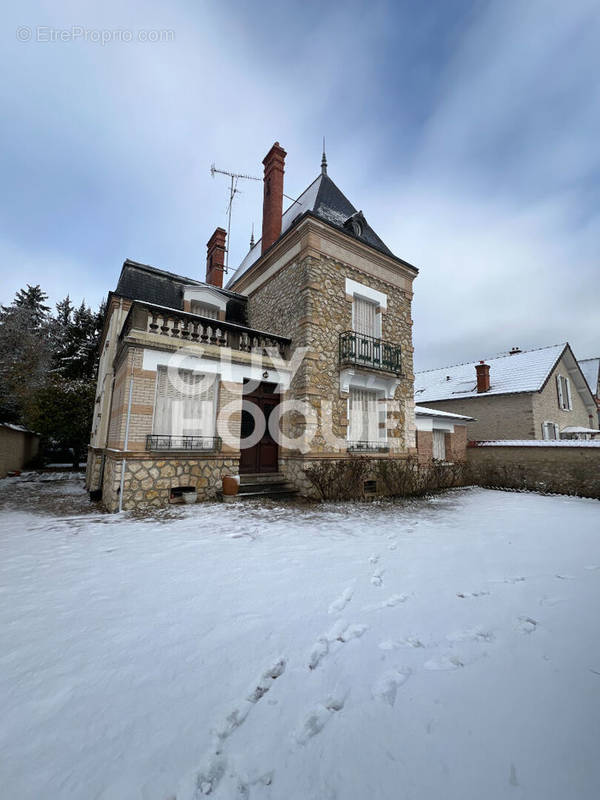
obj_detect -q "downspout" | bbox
[118,361,134,513]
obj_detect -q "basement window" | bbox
[363,480,377,495]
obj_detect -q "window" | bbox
[353,296,378,337]
[153,367,217,436]
[348,388,384,443]
[542,421,559,440]
[191,301,219,319]
[432,430,446,460]
[556,374,572,411]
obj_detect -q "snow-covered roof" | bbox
[561,426,600,434]
[578,357,600,395]
[473,440,600,448]
[415,344,566,403]
[415,405,474,422]
[226,172,404,289]
[0,422,38,435]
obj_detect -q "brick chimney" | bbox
[261,141,286,254]
[206,227,226,288]
[475,360,490,393]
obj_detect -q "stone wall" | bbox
[101,452,238,512]
[467,443,600,499]
[533,357,596,437]
[247,248,415,457]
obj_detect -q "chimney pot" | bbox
[206,227,227,288]
[475,361,490,393]
[261,141,286,254]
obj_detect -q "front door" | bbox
[239,381,280,474]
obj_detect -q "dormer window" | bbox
[183,285,227,321]
[190,302,219,319]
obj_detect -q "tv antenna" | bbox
[210,164,261,269]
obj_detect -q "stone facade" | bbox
[532,359,596,438]
[423,393,535,441]
[244,218,417,488]
[100,452,238,512]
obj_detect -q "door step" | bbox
[219,475,298,501]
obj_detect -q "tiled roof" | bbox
[578,357,600,395]
[226,173,413,288]
[415,344,566,403]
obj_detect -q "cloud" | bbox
[1,0,598,367]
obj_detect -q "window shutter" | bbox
[348,388,380,442]
[153,366,216,436]
[556,375,564,409]
[191,302,219,319]
[353,297,377,337]
[432,430,446,460]
[565,377,572,410]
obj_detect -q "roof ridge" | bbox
[415,342,566,374]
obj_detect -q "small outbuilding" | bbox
[415,406,474,464]
[0,423,40,478]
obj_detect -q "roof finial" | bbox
[321,136,327,175]
[250,223,255,249]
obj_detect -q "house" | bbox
[578,357,600,427]
[415,344,599,442]
[86,142,419,510]
[415,406,474,464]
[0,423,39,477]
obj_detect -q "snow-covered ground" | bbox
[1,474,599,800]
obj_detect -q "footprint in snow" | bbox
[516,616,538,634]
[178,658,286,797]
[372,668,412,706]
[296,695,346,744]
[446,627,494,644]
[424,654,464,671]
[364,594,409,612]
[371,570,384,587]
[308,621,368,669]
[555,574,575,580]
[369,554,380,565]
[328,586,353,614]
[457,590,490,599]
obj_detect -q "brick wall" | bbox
[416,430,432,464]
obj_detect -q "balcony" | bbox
[146,435,222,452]
[339,331,402,375]
[121,301,291,358]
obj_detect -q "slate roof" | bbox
[114,259,247,324]
[578,358,600,395]
[226,173,415,288]
[414,344,567,403]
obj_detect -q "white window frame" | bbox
[345,278,386,338]
[541,421,559,440]
[556,374,573,411]
[346,387,387,445]
[432,429,446,460]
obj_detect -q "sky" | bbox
[2,0,599,370]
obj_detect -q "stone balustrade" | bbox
[120,301,291,357]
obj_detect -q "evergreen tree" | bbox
[7,284,51,328]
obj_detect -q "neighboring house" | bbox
[0,423,39,477]
[578,357,600,427]
[87,142,419,510]
[415,406,474,464]
[415,344,599,442]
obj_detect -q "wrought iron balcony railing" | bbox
[347,440,390,453]
[146,435,222,452]
[339,331,402,375]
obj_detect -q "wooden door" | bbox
[239,382,280,474]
